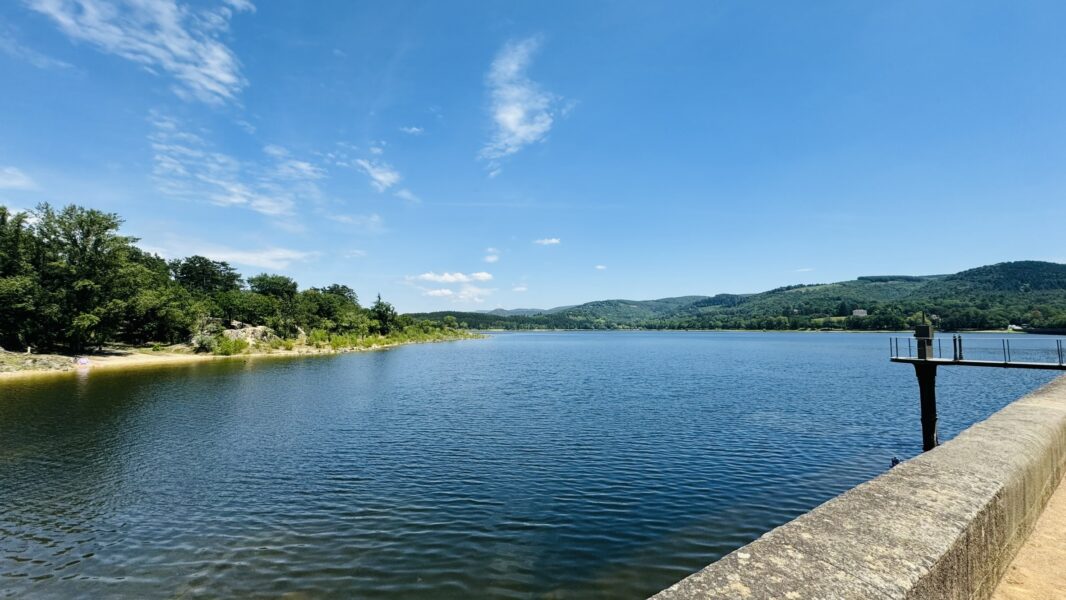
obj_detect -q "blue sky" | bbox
[1,1,1065,312]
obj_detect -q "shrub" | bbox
[308,328,330,347]
[214,336,249,356]
[192,333,218,353]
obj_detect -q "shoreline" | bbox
[475,328,1030,334]
[0,335,476,382]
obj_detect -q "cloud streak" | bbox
[480,36,559,172]
[0,166,36,190]
[533,237,560,245]
[354,158,400,192]
[327,213,385,234]
[146,238,317,270]
[28,0,253,104]
[413,271,493,283]
[0,27,74,70]
[149,113,326,217]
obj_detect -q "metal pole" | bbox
[914,362,939,451]
[1002,339,1008,363]
[1006,339,1012,363]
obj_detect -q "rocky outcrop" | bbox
[221,321,279,347]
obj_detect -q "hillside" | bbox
[410,261,1066,332]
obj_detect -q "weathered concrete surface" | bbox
[652,376,1066,600]
[992,461,1066,599]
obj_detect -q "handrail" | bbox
[888,334,1066,367]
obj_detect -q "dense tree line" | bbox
[413,262,1066,332]
[0,204,456,353]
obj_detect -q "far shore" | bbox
[0,336,475,382]
[474,328,1030,334]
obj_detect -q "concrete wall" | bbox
[652,376,1066,600]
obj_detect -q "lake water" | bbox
[0,332,1060,598]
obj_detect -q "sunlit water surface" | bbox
[0,332,1059,598]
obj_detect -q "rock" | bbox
[221,325,279,347]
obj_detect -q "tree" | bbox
[247,273,298,299]
[33,203,139,351]
[369,294,398,335]
[169,255,242,296]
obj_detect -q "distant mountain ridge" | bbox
[411,261,1066,332]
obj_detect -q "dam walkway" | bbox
[992,468,1066,599]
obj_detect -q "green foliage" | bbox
[169,255,243,295]
[191,333,218,353]
[412,261,1066,332]
[307,328,330,347]
[370,294,398,335]
[0,203,460,352]
[214,336,249,356]
[248,273,298,299]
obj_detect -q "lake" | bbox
[0,331,1060,598]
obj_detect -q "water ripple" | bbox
[0,332,1057,598]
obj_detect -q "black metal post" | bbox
[913,362,939,451]
[913,324,938,451]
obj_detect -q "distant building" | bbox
[851,309,868,317]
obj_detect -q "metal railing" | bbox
[890,335,1066,365]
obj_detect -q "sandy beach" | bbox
[0,339,459,382]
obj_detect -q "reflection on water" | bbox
[0,332,1058,598]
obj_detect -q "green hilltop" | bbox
[412,261,1066,332]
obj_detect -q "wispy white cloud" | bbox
[394,188,420,203]
[149,112,326,217]
[0,166,36,190]
[0,27,74,70]
[148,238,317,270]
[480,36,560,172]
[594,264,607,270]
[28,0,254,104]
[512,284,528,292]
[354,158,400,192]
[484,247,500,263]
[327,213,385,234]
[533,237,560,245]
[344,249,367,259]
[456,284,493,303]
[794,267,815,273]
[424,288,453,297]
[399,126,423,135]
[413,271,493,283]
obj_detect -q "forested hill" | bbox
[412,261,1066,331]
